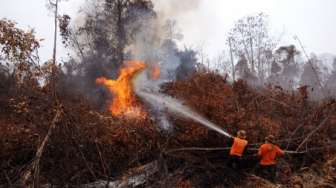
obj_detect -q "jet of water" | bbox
[137,90,232,138]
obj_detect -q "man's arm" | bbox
[276,146,285,156]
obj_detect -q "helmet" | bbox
[237,130,247,139]
[266,135,275,143]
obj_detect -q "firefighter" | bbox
[228,130,248,169]
[257,135,285,182]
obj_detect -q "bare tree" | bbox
[295,36,327,98]
[59,0,155,77]
[325,58,336,96]
[47,0,67,98]
[49,0,58,65]
[21,2,64,187]
[228,37,235,81]
[300,55,324,99]
[227,13,275,82]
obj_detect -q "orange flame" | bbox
[150,63,161,80]
[96,60,146,117]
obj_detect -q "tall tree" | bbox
[227,13,275,82]
[175,47,198,80]
[228,37,235,81]
[62,0,155,74]
[235,54,258,86]
[57,0,156,106]
[325,58,336,96]
[47,0,62,98]
[300,55,323,99]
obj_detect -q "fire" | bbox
[150,63,161,80]
[96,60,146,117]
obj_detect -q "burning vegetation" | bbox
[0,0,336,188]
[96,60,147,118]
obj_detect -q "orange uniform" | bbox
[258,143,284,166]
[230,137,248,157]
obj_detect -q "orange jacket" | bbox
[230,137,248,157]
[258,143,284,166]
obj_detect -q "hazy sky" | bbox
[0,0,335,62]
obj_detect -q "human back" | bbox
[228,130,248,170]
[230,137,248,157]
[258,143,284,165]
[257,135,285,182]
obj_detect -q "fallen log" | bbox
[296,116,330,151]
[83,160,159,188]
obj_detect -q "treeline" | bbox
[2,1,336,104]
[211,13,336,100]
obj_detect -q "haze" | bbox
[0,0,335,62]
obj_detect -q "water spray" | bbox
[137,90,232,138]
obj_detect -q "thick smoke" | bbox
[127,0,200,81]
[123,0,202,130]
[58,0,200,130]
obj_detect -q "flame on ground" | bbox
[96,60,147,118]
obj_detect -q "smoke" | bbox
[60,0,201,130]
[152,0,201,19]
[126,0,202,130]
[126,8,182,81]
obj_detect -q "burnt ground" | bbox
[0,72,335,187]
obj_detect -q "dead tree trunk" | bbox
[229,38,235,81]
